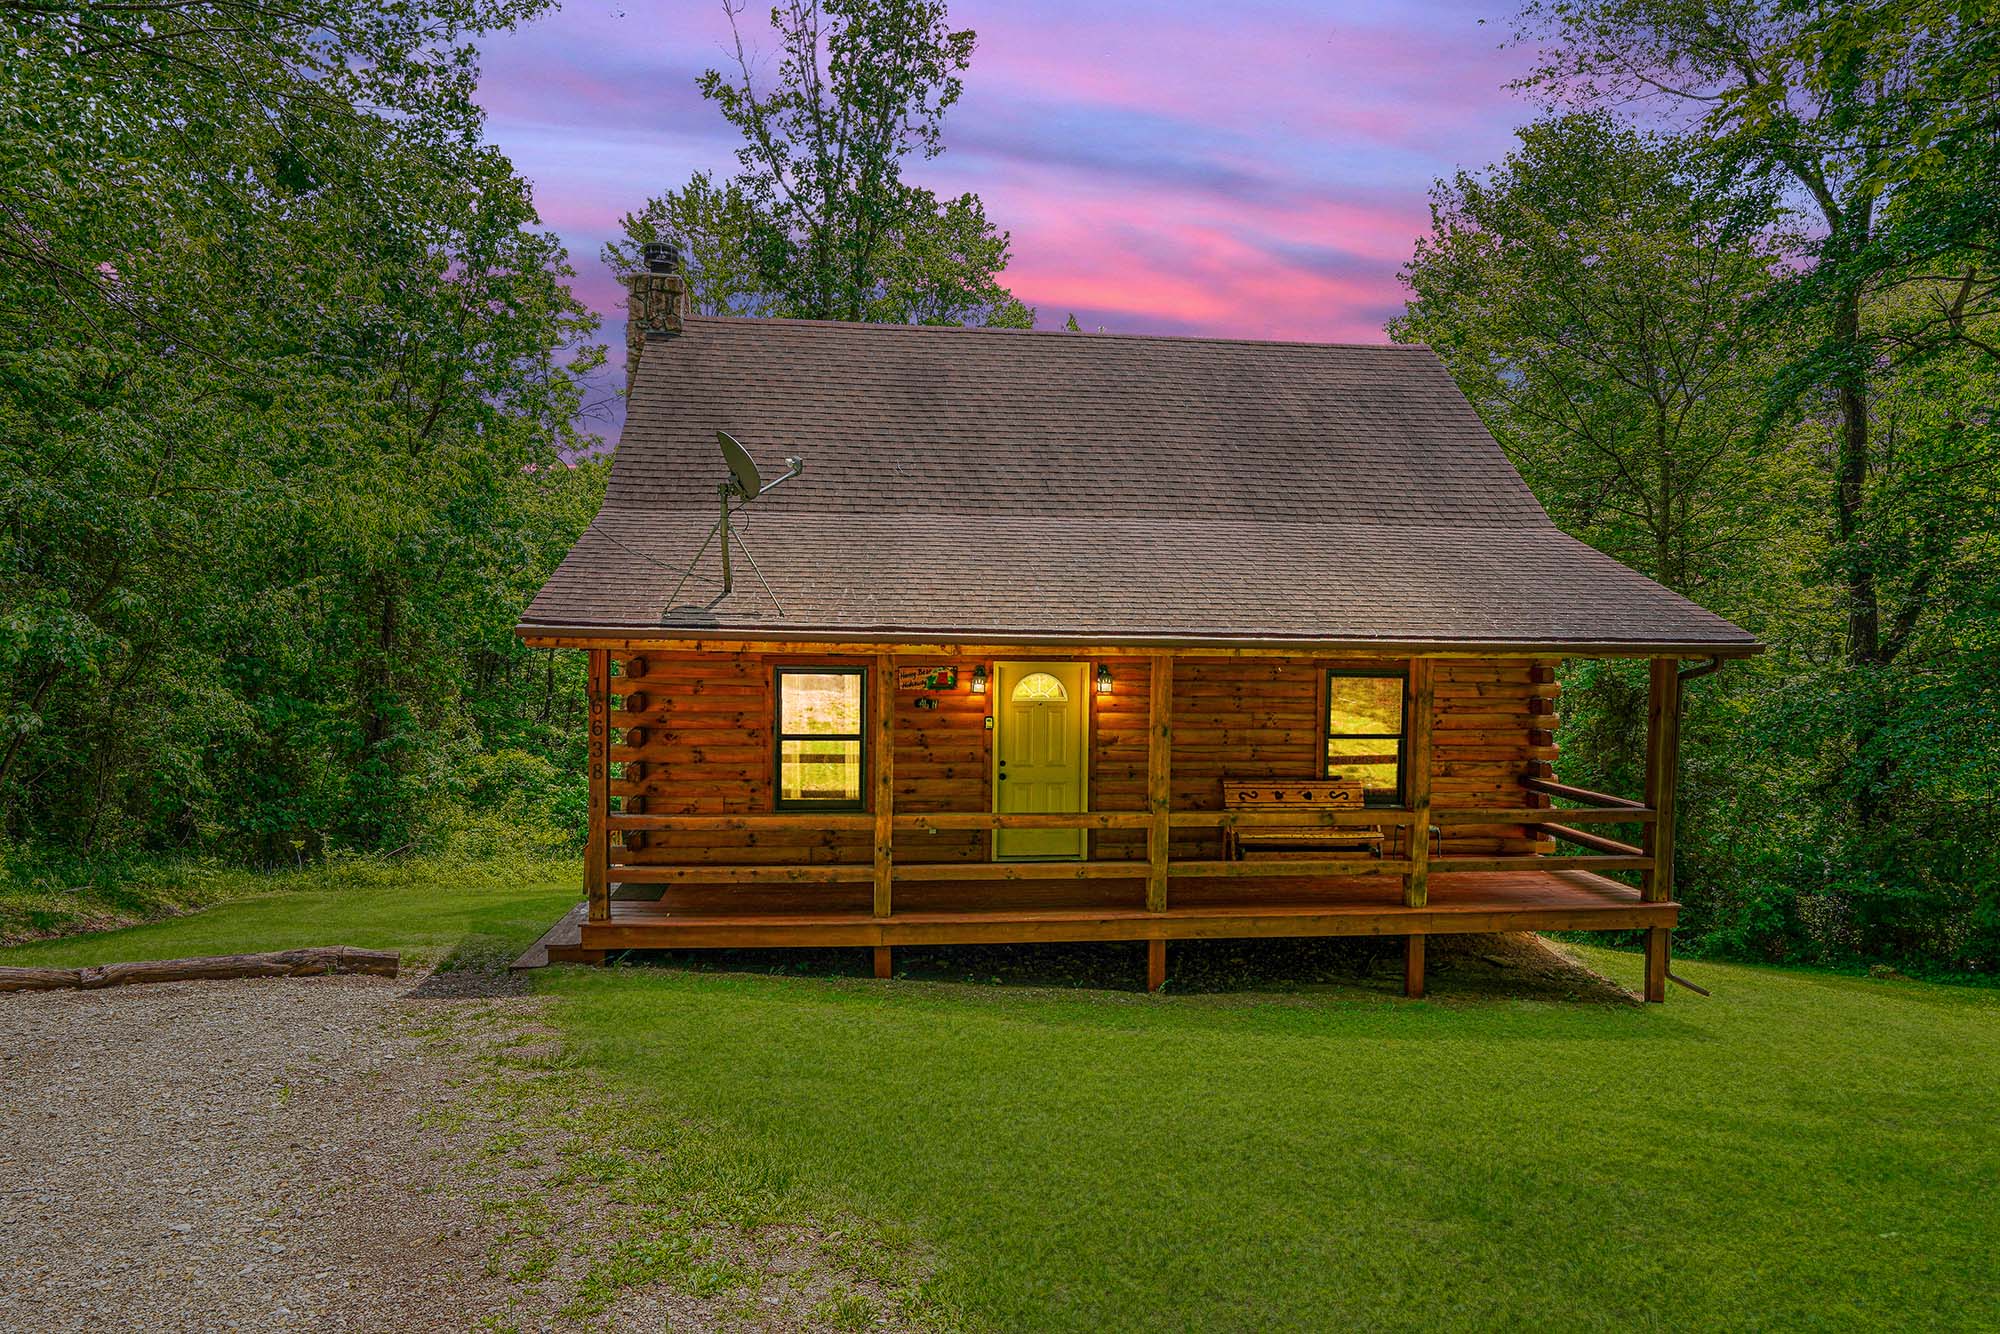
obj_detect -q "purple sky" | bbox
[475,0,1536,345]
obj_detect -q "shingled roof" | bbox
[521,316,1758,655]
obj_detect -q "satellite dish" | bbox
[717,430,762,498]
[666,431,805,615]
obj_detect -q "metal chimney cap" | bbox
[641,240,681,275]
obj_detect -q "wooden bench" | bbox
[1221,779,1384,861]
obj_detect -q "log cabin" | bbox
[515,248,1760,999]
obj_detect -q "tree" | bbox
[1771,1,2000,372]
[1393,114,1790,595]
[1514,0,1997,678]
[608,172,774,318]
[606,0,1032,328]
[0,0,604,858]
[1497,0,2000,966]
[1393,114,1814,963]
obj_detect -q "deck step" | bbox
[511,902,593,970]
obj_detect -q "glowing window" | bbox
[1010,671,1068,702]
[775,668,865,809]
[1325,671,1406,806]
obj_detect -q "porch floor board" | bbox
[574,870,1675,951]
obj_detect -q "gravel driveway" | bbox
[0,974,532,1332]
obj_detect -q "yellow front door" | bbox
[993,662,1088,860]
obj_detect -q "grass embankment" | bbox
[0,854,578,964]
[5,867,1996,1331]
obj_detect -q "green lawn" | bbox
[0,858,577,972]
[7,868,1997,1331]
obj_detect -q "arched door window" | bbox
[1010,671,1068,703]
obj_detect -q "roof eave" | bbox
[512,619,1764,659]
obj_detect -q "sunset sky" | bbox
[475,0,1538,345]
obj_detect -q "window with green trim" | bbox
[1325,670,1406,806]
[775,668,866,809]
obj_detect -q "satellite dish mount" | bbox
[668,431,803,614]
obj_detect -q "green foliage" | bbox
[1513,0,2000,676]
[1394,114,1795,594]
[606,0,1032,328]
[0,1,604,862]
[1419,0,2000,971]
[609,171,774,318]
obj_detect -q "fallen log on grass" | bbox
[0,946,400,994]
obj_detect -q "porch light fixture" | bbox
[970,665,988,695]
[1095,663,1113,695]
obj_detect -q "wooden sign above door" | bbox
[896,665,958,691]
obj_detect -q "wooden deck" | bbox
[553,869,1673,955]
[557,652,1694,997]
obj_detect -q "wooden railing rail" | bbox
[895,811,1151,831]
[1170,809,1420,829]
[608,864,874,884]
[899,861,1146,882]
[608,812,872,831]
[605,810,1190,833]
[1522,777,1647,810]
[1432,854,1652,872]
[1175,858,1414,879]
[1431,806,1655,825]
[605,808,1654,886]
[602,852,1615,885]
[1542,824,1645,857]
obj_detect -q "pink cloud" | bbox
[1004,210,1402,342]
[967,5,1526,152]
[474,0,1529,344]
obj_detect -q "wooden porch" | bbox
[543,647,1690,1001]
[535,867,1674,998]
[583,867,1669,943]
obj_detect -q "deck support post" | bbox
[586,648,610,923]
[1146,655,1172,915]
[1405,658,1435,907]
[1403,934,1425,998]
[873,654,895,922]
[1644,927,1669,1003]
[873,946,893,980]
[1642,657,1681,904]
[1146,938,1166,992]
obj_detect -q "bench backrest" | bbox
[1221,779,1364,809]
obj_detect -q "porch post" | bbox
[1641,657,1681,1004]
[1146,654,1172,915]
[1145,653,1172,992]
[1644,927,1670,1004]
[586,648,610,922]
[1642,657,1681,904]
[873,653,895,923]
[1404,658,1435,908]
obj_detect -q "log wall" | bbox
[607,651,1559,869]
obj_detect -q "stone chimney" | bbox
[625,241,688,390]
